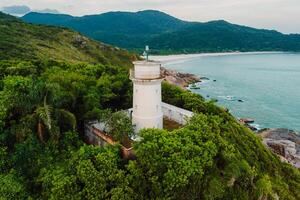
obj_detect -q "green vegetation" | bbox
[97,109,134,147]
[22,10,300,54]
[0,13,299,200]
[0,12,136,65]
[149,20,300,53]
[0,59,133,199]
[0,58,299,199]
[22,10,187,50]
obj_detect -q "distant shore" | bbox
[156,51,284,89]
[151,51,284,64]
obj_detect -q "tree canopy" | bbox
[0,13,299,199]
[0,60,299,199]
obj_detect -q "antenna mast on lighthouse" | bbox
[143,45,150,61]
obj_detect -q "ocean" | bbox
[157,52,300,132]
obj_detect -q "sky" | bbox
[0,0,299,33]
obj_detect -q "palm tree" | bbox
[34,96,76,143]
[34,97,52,143]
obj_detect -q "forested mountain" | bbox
[149,20,300,53]
[22,10,300,53]
[1,12,300,199]
[22,10,188,49]
[0,12,135,65]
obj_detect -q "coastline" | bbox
[151,51,284,64]
[155,51,299,132]
[157,52,300,169]
[258,128,300,169]
[161,67,201,89]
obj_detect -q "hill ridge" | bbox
[22,10,300,53]
[0,12,134,65]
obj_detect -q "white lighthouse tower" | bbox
[130,46,163,133]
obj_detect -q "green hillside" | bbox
[0,12,300,199]
[0,12,135,66]
[149,20,300,53]
[22,10,188,49]
[22,10,300,54]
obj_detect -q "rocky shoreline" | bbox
[259,129,300,169]
[161,67,201,89]
[239,118,259,131]
[162,67,300,169]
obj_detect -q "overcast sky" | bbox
[1,0,299,33]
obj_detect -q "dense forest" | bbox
[0,12,135,64]
[1,12,300,199]
[22,10,300,54]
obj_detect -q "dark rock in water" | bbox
[239,118,255,124]
[238,99,244,102]
[240,119,257,131]
[201,77,210,80]
[213,80,217,82]
[259,128,300,169]
[248,125,258,131]
[206,95,210,98]
[190,83,201,89]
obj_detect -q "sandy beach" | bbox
[151,51,283,64]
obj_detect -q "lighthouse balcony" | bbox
[130,68,164,80]
[131,60,164,79]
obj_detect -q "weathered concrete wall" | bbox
[161,102,194,125]
[84,121,135,159]
[84,122,109,146]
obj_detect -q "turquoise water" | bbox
[164,53,300,132]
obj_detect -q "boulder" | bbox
[161,67,201,89]
[259,129,300,169]
[239,118,255,124]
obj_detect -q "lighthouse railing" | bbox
[129,68,164,80]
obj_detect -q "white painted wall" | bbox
[162,102,194,125]
[132,79,163,132]
[131,61,163,133]
[130,61,194,133]
[133,61,161,79]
